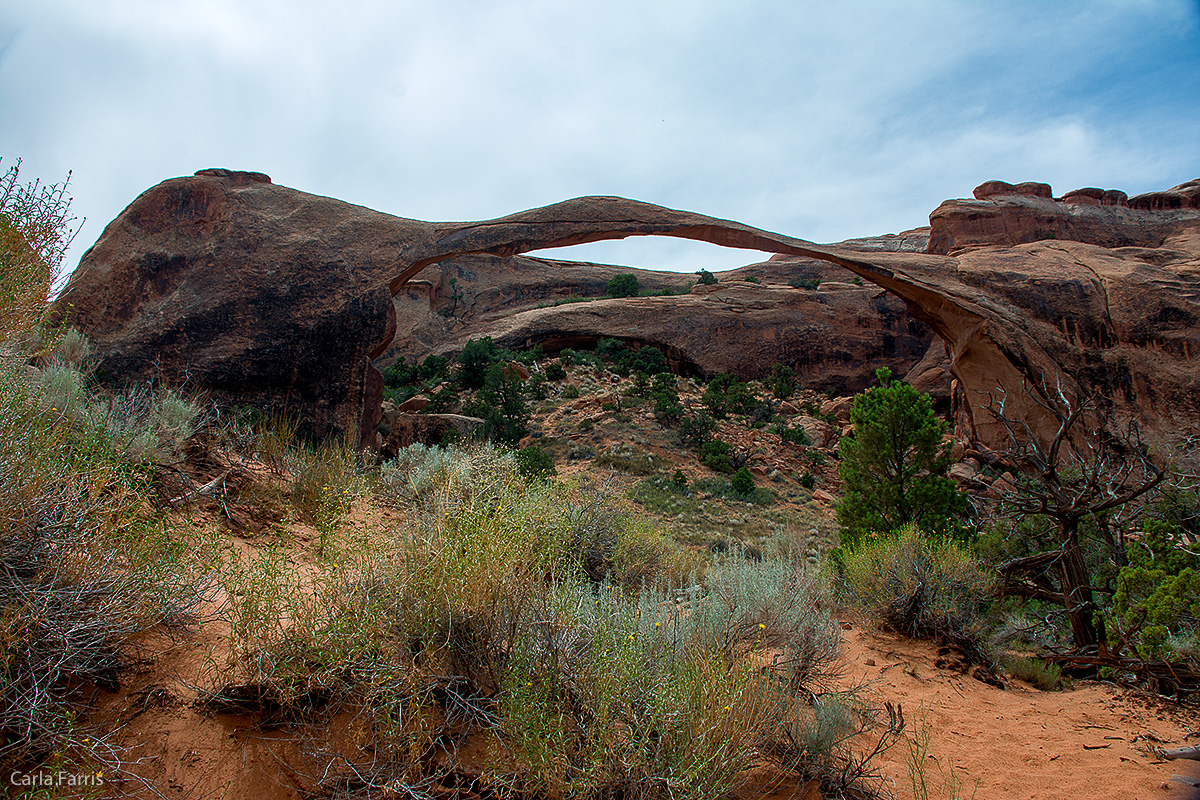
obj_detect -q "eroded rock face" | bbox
[59,170,1200,450]
[930,179,1200,255]
[384,252,932,394]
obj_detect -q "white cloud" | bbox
[1,0,1197,274]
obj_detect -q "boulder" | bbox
[820,396,854,422]
[948,461,981,484]
[795,415,835,449]
[381,413,483,455]
[812,488,836,504]
[973,180,1053,200]
[397,394,430,413]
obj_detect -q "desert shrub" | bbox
[605,273,640,298]
[288,434,369,548]
[457,336,504,390]
[799,472,816,489]
[0,160,79,339]
[840,524,991,659]
[380,442,516,507]
[694,476,775,505]
[545,361,567,381]
[462,362,529,445]
[596,442,659,475]
[769,363,798,400]
[742,275,760,283]
[772,420,811,446]
[672,468,688,490]
[0,359,206,769]
[695,268,717,285]
[693,553,840,685]
[732,466,756,497]
[1001,654,1069,691]
[91,382,204,464]
[837,368,968,545]
[1111,518,1200,663]
[699,438,734,473]
[515,444,556,480]
[211,439,893,798]
[562,383,581,399]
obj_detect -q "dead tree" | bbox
[986,381,1164,653]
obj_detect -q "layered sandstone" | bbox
[59,170,1200,450]
[386,252,931,395]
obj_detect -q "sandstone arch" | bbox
[58,170,1200,449]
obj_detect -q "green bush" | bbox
[605,273,640,297]
[799,472,816,489]
[461,361,529,445]
[1001,654,1069,691]
[627,344,667,375]
[653,392,684,425]
[840,524,991,659]
[699,439,735,473]
[772,421,811,447]
[678,410,717,449]
[628,370,652,398]
[516,444,557,481]
[731,467,756,497]
[837,368,968,544]
[0,167,208,771]
[562,384,581,399]
[527,372,548,400]
[596,337,627,361]
[702,373,758,420]
[696,269,717,285]
[650,372,684,426]
[545,361,567,381]
[1112,520,1200,662]
[596,443,659,475]
[769,363,798,400]
[672,468,689,490]
[457,336,504,390]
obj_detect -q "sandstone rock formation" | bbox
[59,170,1200,450]
[928,179,1200,255]
[385,252,932,395]
[379,402,482,455]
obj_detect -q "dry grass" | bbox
[201,443,893,799]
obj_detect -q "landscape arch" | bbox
[59,170,1137,451]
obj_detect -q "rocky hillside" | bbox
[383,250,936,396]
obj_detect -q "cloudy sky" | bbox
[2,0,1198,274]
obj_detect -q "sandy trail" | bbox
[837,622,1200,800]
